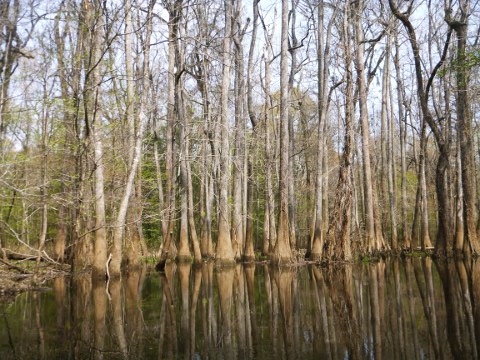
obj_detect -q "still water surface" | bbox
[1,259,480,359]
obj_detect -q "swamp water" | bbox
[1,258,480,359]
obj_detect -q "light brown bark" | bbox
[216,0,235,264]
[263,30,277,255]
[445,0,480,255]
[310,3,338,260]
[287,0,298,251]
[324,0,353,262]
[272,0,292,265]
[187,147,202,265]
[385,33,398,251]
[389,0,454,256]
[393,24,411,248]
[158,0,180,265]
[216,268,235,354]
[231,0,245,260]
[110,0,154,276]
[456,144,465,250]
[191,9,214,258]
[354,0,384,254]
[88,0,107,277]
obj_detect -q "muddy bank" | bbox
[0,259,70,302]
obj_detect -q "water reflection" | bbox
[2,259,480,359]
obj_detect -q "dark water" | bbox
[1,259,480,359]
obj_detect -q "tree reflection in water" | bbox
[2,260,480,359]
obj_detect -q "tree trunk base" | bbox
[309,252,322,262]
[242,255,255,263]
[177,255,192,263]
[92,268,108,280]
[215,257,236,266]
[269,253,292,265]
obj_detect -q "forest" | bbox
[1,0,480,278]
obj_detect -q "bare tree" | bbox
[445,0,480,256]
[87,0,108,277]
[261,11,277,256]
[157,0,181,269]
[272,0,293,264]
[232,0,246,260]
[309,0,339,260]
[216,0,235,264]
[389,0,454,256]
[354,0,386,254]
[110,0,155,277]
[324,0,353,262]
[392,21,411,248]
[244,0,260,262]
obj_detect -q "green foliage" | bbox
[255,251,268,261]
[403,250,428,258]
[438,48,480,78]
[466,49,480,68]
[412,250,428,257]
[142,256,158,264]
[141,144,163,250]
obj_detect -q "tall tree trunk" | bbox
[88,0,107,277]
[409,111,433,251]
[158,0,180,266]
[91,115,107,276]
[456,142,465,250]
[174,4,191,263]
[216,0,235,264]
[37,90,49,264]
[380,51,389,240]
[125,0,135,166]
[354,0,384,254]
[310,0,326,260]
[125,0,146,267]
[272,0,292,264]
[232,0,245,260]
[70,2,89,268]
[263,25,277,255]
[191,9,214,258]
[390,0,454,256]
[177,90,191,262]
[53,7,75,262]
[446,0,480,255]
[410,108,421,248]
[186,121,202,265]
[385,33,398,251]
[244,0,259,262]
[310,2,337,260]
[202,91,214,258]
[420,130,433,250]
[324,0,353,262]
[110,0,154,276]
[321,123,330,243]
[287,0,298,251]
[393,23,411,248]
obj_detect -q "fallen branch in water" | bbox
[106,253,112,280]
[105,253,112,300]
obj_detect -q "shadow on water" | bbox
[2,258,480,359]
